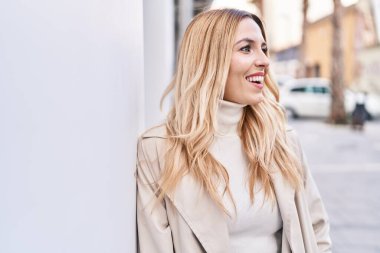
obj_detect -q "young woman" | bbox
[136,8,332,253]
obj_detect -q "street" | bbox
[291,119,380,253]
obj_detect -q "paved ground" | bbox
[290,119,380,253]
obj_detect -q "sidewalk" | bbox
[291,119,380,253]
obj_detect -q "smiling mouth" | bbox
[245,75,264,84]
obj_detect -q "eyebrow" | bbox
[234,38,266,46]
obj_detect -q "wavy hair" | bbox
[158,9,303,212]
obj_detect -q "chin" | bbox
[247,94,264,106]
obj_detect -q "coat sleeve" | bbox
[300,150,332,253]
[290,130,332,253]
[135,136,174,253]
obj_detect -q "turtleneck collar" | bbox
[215,100,246,136]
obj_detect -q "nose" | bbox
[254,51,270,69]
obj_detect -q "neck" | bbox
[215,100,246,136]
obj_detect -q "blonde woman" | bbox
[136,9,331,253]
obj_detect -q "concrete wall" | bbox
[0,0,144,252]
[143,0,175,128]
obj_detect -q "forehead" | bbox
[234,18,265,43]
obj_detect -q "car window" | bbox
[290,87,306,93]
[290,86,314,93]
[313,86,330,94]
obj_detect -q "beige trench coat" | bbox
[136,125,332,253]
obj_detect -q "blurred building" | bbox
[271,46,301,79]
[303,1,377,88]
[356,0,380,93]
[271,0,380,94]
[357,45,380,93]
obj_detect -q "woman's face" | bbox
[224,18,269,105]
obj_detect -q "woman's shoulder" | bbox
[285,125,298,143]
[285,125,295,133]
[137,124,168,163]
[140,124,167,139]
[285,125,302,155]
[136,124,168,177]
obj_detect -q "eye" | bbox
[240,45,251,53]
[261,44,268,54]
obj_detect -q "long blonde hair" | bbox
[159,9,303,212]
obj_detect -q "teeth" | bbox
[246,76,264,83]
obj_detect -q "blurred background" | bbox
[0,0,379,252]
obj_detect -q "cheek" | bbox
[229,57,251,78]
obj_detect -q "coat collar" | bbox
[166,170,303,253]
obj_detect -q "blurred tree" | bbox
[329,0,347,124]
[299,0,309,77]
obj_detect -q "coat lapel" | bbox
[270,171,305,253]
[167,173,229,253]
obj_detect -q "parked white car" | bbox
[279,78,380,119]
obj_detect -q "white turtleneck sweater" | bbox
[209,100,283,253]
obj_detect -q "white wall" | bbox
[178,0,194,42]
[143,0,175,128]
[0,0,144,252]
